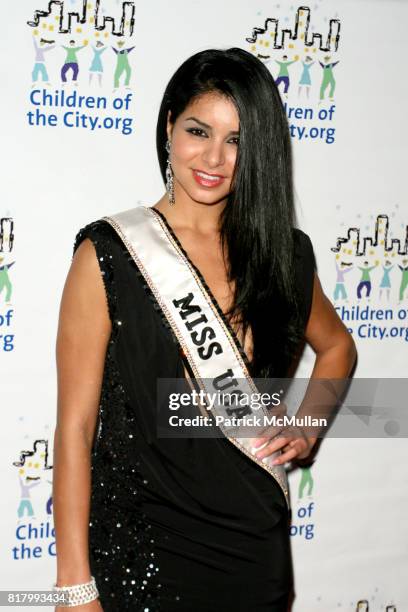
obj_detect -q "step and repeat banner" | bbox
[1,1,407,610]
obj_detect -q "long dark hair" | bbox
[156,48,303,377]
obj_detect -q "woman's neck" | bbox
[152,193,226,236]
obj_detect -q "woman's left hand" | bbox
[251,427,317,466]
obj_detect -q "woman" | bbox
[53,48,356,611]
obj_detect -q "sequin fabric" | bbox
[73,222,162,612]
[68,217,312,612]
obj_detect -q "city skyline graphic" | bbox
[0,218,14,253]
[27,0,135,37]
[246,5,341,53]
[13,439,53,472]
[331,214,408,257]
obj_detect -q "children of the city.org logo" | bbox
[331,213,408,342]
[245,3,341,144]
[26,0,136,136]
[12,439,55,561]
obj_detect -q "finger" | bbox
[273,439,310,465]
[252,423,285,447]
[272,446,299,465]
[296,442,313,460]
[252,418,291,448]
[254,435,295,459]
[251,436,269,448]
[256,435,309,461]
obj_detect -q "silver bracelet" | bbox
[53,576,99,607]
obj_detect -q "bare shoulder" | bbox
[71,236,101,275]
[56,236,112,434]
[58,237,111,338]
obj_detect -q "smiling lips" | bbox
[192,169,225,188]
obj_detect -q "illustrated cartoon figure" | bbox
[333,259,353,301]
[32,37,55,86]
[298,56,315,99]
[17,470,41,521]
[112,40,135,91]
[357,260,378,299]
[274,55,298,96]
[319,55,339,102]
[61,39,87,85]
[398,258,408,301]
[0,255,14,304]
[89,40,108,87]
[379,260,394,301]
[298,466,314,499]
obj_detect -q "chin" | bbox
[187,184,231,206]
[191,191,230,206]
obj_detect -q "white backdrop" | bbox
[1,1,407,610]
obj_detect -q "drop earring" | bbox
[165,139,175,206]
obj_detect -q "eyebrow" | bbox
[184,116,240,136]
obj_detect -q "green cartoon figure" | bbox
[112,40,135,91]
[0,255,14,304]
[398,258,408,301]
[61,39,87,86]
[357,260,378,299]
[319,55,339,102]
[298,466,314,499]
[275,54,298,97]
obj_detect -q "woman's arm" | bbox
[302,273,357,378]
[253,272,357,462]
[53,238,111,610]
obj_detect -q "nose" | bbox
[201,138,225,169]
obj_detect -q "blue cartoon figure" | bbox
[17,470,41,522]
[298,56,315,99]
[333,258,353,302]
[89,40,108,87]
[379,260,394,301]
[32,36,55,86]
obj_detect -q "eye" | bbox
[186,127,207,137]
[228,136,240,145]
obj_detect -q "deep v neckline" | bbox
[148,206,254,373]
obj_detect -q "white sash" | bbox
[103,205,289,506]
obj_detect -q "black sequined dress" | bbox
[72,211,316,612]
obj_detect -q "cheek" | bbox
[226,148,238,171]
[172,133,201,164]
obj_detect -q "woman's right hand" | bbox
[56,598,103,612]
